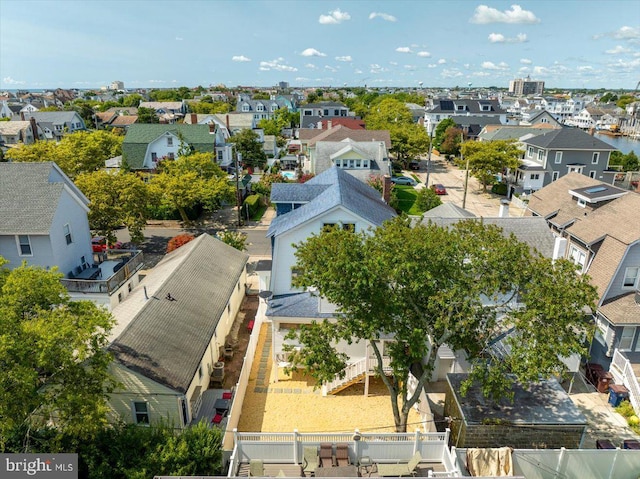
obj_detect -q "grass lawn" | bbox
[394,185,422,215]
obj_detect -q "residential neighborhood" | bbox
[2,1,640,478]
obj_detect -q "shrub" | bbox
[416,187,443,212]
[242,194,263,219]
[167,233,195,253]
[491,182,508,196]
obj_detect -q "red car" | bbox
[431,183,447,195]
[91,236,123,252]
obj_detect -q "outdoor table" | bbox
[315,465,359,477]
[214,398,229,414]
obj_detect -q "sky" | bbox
[1,0,639,90]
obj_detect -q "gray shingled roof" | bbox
[267,167,396,238]
[28,111,82,125]
[0,162,87,235]
[267,292,336,319]
[314,140,390,177]
[524,127,616,150]
[420,216,556,258]
[271,183,330,203]
[429,99,505,115]
[422,203,477,218]
[109,234,248,393]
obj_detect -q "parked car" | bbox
[431,183,447,195]
[408,161,421,171]
[91,236,123,252]
[391,176,417,186]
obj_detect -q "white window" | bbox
[363,159,370,168]
[537,150,544,161]
[589,170,596,179]
[555,151,563,164]
[256,104,264,112]
[456,105,465,111]
[592,152,600,164]
[568,245,586,272]
[552,171,559,181]
[623,267,639,288]
[619,326,636,351]
[530,173,540,180]
[133,401,150,424]
[242,104,250,112]
[217,150,224,161]
[17,235,32,256]
[167,137,173,147]
[271,104,278,112]
[63,224,73,245]
[577,199,586,208]
[355,159,361,168]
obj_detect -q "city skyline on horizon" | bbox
[1,1,639,91]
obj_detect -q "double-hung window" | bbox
[623,267,639,289]
[133,401,150,424]
[17,235,32,256]
[568,245,586,272]
[63,224,73,245]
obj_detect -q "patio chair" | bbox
[319,442,335,467]
[302,446,319,476]
[249,459,264,477]
[377,451,422,477]
[335,443,350,467]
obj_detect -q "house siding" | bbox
[271,207,368,295]
[605,243,640,300]
[0,234,54,270]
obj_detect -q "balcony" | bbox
[61,250,144,295]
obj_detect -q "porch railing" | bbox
[60,250,143,295]
[322,358,367,395]
[610,349,640,413]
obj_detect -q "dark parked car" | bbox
[91,236,123,252]
[408,161,420,171]
[431,183,447,195]
[391,176,417,186]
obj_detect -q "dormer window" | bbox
[256,103,265,112]
[568,245,586,273]
[456,105,465,111]
[271,104,278,112]
[242,104,250,112]
[623,267,639,289]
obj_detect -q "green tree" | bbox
[0,259,116,446]
[5,130,123,179]
[258,108,290,136]
[229,129,267,169]
[609,150,639,171]
[433,118,456,151]
[150,152,234,223]
[439,126,463,157]
[286,217,596,431]
[415,186,442,212]
[75,171,152,244]
[137,106,159,124]
[460,139,521,192]
[217,230,248,251]
[188,101,231,114]
[122,94,143,107]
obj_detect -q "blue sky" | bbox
[1,1,639,90]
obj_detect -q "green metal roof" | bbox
[122,124,216,169]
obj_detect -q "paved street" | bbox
[407,153,526,218]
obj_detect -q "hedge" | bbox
[242,194,263,219]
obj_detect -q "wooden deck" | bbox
[236,462,448,477]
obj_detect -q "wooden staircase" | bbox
[324,358,368,395]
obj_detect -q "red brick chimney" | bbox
[226,114,230,131]
[190,113,197,124]
[29,117,38,142]
[382,175,392,204]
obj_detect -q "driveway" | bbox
[407,154,526,218]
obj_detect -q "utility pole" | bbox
[425,122,434,187]
[235,152,242,227]
[461,134,469,210]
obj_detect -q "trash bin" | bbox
[595,370,613,393]
[608,384,630,407]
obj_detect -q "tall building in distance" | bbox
[110,80,125,91]
[509,76,544,96]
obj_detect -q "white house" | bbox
[107,234,248,428]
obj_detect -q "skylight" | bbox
[584,186,607,194]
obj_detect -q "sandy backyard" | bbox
[237,322,424,433]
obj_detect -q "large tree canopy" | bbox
[286,217,597,431]
[460,139,522,191]
[75,171,152,244]
[229,129,267,168]
[0,259,116,446]
[5,130,123,179]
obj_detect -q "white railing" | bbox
[610,349,640,413]
[222,298,266,450]
[322,358,367,395]
[231,429,453,470]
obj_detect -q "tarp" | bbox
[466,447,514,476]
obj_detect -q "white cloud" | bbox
[518,66,530,73]
[520,58,532,64]
[577,66,593,71]
[389,61,398,66]
[335,55,352,62]
[488,32,527,43]
[533,66,550,75]
[259,58,298,72]
[427,64,438,68]
[369,12,397,22]
[470,4,540,24]
[354,69,363,74]
[148,80,166,83]
[404,65,417,71]
[2,76,26,85]
[305,63,318,70]
[481,61,509,70]
[605,45,631,54]
[325,65,338,72]
[370,64,389,73]
[232,55,251,62]
[441,68,463,78]
[295,77,309,82]
[301,48,327,57]
[396,46,413,53]
[473,71,492,77]
[607,57,640,72]
[175,36,183,41]
[319,8,351,25]
[416,51,431,58]
[437,58,447,64]
[614,26,640,40]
